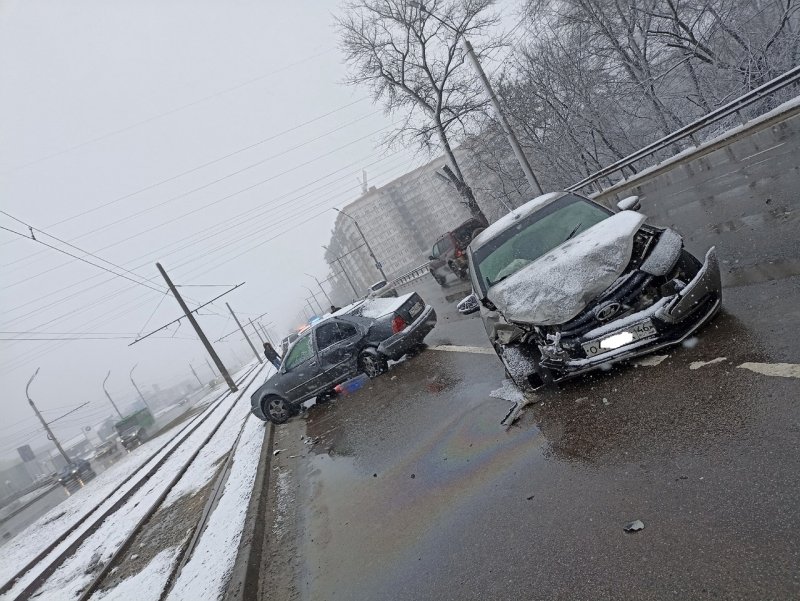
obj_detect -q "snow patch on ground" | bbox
[166,417,267,600]
[635,354,669,367]
[92,548,179,601]
[490,379,526,403]
[690,357,727,370]
[737,362,800,379]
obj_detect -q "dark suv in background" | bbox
[428,217,486,285]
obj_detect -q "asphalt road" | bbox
[262,267,799,601]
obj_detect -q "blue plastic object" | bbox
[335,373,369,395]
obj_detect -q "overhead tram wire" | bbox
[0,48,333,176]
[3,121,397,291]
[2,107,381,272]
[1,145,412,319]
[1,148,413,325]
[0,155,418,373]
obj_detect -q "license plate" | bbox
[409,302,423,318]
[582,319,656,358]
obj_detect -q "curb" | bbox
[223,419,274,601]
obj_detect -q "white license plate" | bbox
[409,302,423,318]
[582,319,657,358]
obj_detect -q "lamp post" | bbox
[25,368,71,465]
[103,371,124,419]
[129,364,152,413]
[409,1,542,196]
[302,285,325,314]
[304,272,333,307]
[333,208,387,280]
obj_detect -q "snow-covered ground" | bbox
[0,361,259,597]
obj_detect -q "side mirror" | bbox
[457,293,480,315]
[428,255,436,261]
[617,195,641,211]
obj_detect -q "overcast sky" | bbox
[0,0,519,461]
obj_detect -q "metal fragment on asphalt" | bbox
[624,519,645,533]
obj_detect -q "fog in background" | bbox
[0,0,439,459]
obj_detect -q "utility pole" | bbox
[259,322,273,345]
[303,285,325,314]
[26,368,70,465]
[103,371,124,418]
[204,357,218,378]
[332,257,359,298]
[157,262,237,392]
[305,297,317,317]
[249,318,265,344]
[225,302,263,364]
[189,362,204,387]
[305,273,333,307]
[333,209,387,280]
[411,2,542,197]
[129,364,152,413]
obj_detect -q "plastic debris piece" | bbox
[273,449,285,456]
[624,519,645,533]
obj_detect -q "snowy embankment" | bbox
[90,371,269,601]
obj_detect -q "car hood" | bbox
[486,211,647,326]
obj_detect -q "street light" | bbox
[103,370,124,418]
[333,208,387,281]
[25,368,71,465]
[409,1,542,196]
[304,272,333,307]
[302,285,325,314]
[130,364,153,413]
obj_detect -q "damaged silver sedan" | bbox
[458,192,721,391]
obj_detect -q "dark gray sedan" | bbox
[250,292,436,423]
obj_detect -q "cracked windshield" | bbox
[2,1,799,600]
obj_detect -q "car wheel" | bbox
[359,348,388,378]
[264,396,291,424]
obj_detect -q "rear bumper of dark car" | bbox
[378,305,437,360]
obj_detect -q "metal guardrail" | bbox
[383,66,800,291]
[390,262,432,288]
[567,65,800,192]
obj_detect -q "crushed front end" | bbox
[498,226,722,389]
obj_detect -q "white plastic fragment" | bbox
[624,520,645,533]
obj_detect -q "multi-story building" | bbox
[324,153,473,303]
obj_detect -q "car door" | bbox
[277,333,322,401]
[314,319,363,388]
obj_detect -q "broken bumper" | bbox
[378,305,437,360]
[554,247,722,377]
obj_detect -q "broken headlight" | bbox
[495,323,525,346]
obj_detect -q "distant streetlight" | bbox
[129,364,153,413]
[302,285,325,314]
[333,208,387,280]
[304,272,333,307]
[26,368,71,465]
[103,371,124,419]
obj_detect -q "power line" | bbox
[0,48,333,175]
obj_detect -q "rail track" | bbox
[0,362,265,601]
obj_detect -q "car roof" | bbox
[470,191,565,250]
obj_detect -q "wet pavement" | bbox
[260,269,800,601]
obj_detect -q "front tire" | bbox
[358,348,388,378]
[264,396,291,424]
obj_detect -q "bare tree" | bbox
[336,0,502,222]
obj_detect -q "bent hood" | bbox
[486,211,646,326]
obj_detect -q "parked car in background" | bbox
[280,332,300,356]
[428,217,487,285]
[94,440,119,462]
[366,280,398,298]
[458,192,721,390]
[251,292,436,424]
[114,408,155,451]
[57,459,96,494]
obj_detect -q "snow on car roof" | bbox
[470,191,565,250]
[358,293,413,318]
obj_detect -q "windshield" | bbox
[471,194,612,295]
